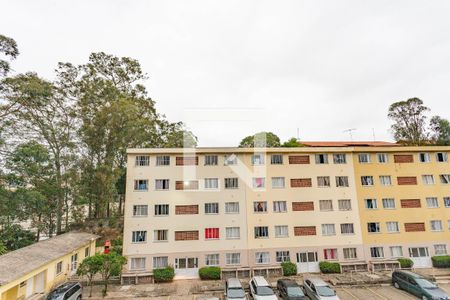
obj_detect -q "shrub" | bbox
[319,261,341,274]
[198,266,221,280]
[397,258,414,268]
[281,261,297,276]
[432,256,450,268]
[153,266,175,282]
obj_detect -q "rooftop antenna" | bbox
[372,128,376,141]
[297,128,300,140]
[343,128,357,141]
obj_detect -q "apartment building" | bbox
[123,144,450,278]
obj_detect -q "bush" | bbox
[281,261,297,276]
[397,258,414,268]
[153,266,175,282]
[432,256,450,268]
[198,266,221,280]
[319,261,341,274]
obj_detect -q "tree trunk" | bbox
[55,158,63,234]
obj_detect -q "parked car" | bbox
[248,276,278,300]
[225,278,247,300]
[45,282,82,300]
[303,278,340,300]
[277,279,306,300]
[392,270,449,300]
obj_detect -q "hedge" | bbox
[199,266,221,280]
[432,256,450,268]
[319,261,341,274]
[397,258,414,268]
[153,266,175,282]
[281,261,297,276]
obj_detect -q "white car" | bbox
[303,278,340,300]
[249,276,278,300]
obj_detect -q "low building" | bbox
[0,232,98,300]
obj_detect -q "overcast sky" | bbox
[2,0,450,146]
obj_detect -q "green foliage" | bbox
[319,261,341,274]
[282,137,302,147]
[0,34,19,77]
[430,116,450,145]
[431,256,450,268]
[397,258,414,268]
[239,132,281,147]
[153,266,175,283]
[111,237,123,255]
[97,253,127,297]
[281,261,297,276]
[77,255,103,297]
[0,241,7,255]
[198,266,221,280]
[0,224,35,251]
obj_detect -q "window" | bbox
[56,261,63,275]
[226,227,240,239]
[436,152,448,162]
[204,155,218,166]
[254,226,269,238]
[343,248,357,259]
[135,155,150,166]
[419,153,431,163]
[130,258,146,270]
[155,204,169,216]
[253,201,267,213]
[271,154,283,164]
[251,154,265,165]
[365,199,377,209]
[154,230,168,241]
[225,202,239,214]
[321,224,336,236]
[273,201,287,213]
[427,197,439,208]
[85,247,90,258]
[431,220,443,231]
[133,205,148,217]
[317,176,331,187]
[338,199,352,211]
[226,253,240,265]
[275,225,289,238]
[319,200,333,211]
[205,203,219,214]
[409,247,429,257]
[315,154,328,164]
[276,251,290,262]
[382,198,395,209]
[252,177,265,188]
[390,246,403,257]
[340,223,354,234]
[323,248,338,260]
[361,176,374,186]
[224,154,237,165]
[225,178,239,189]
[358,153,371,163]
[422,175,435,185]
[333,153,346,164]
[448,220,450,230]
[132,231,147,243]
[156,155,170,166]
[444,197,450,208]
[134,179,148,191]
[204,178,219,189]
[336,176,349,187]
[377,153,388,163]
[435,244,448,256]
[440,174,450,184]
[370,247,384,258]
[386,221,400,233]
[255,252,270,264]
[205,228,219,239]
[368,222,380,233]
[153,256,168,269]
[155,179,169,190]
[205,254,220,266]
[379,175,392,186]
[271,177,285,188]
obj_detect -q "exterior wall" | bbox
[0,241,96,300]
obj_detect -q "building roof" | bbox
[0,232,98,286]
[298,141,398,147]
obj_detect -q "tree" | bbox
[388,98,430,145]
[0,241,7,255]
[77,255,103,297]
[0,224,35,251]
[0,34,19,77]
[98,253,126,297]
[282,137,302,147]
[430,116,450,145]
[239,132,281,147]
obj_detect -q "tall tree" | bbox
[0,34,19,77]
[430,115,450,146]
[282,137,302,147]
[388,98,429,145]
[239,132,281,147]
